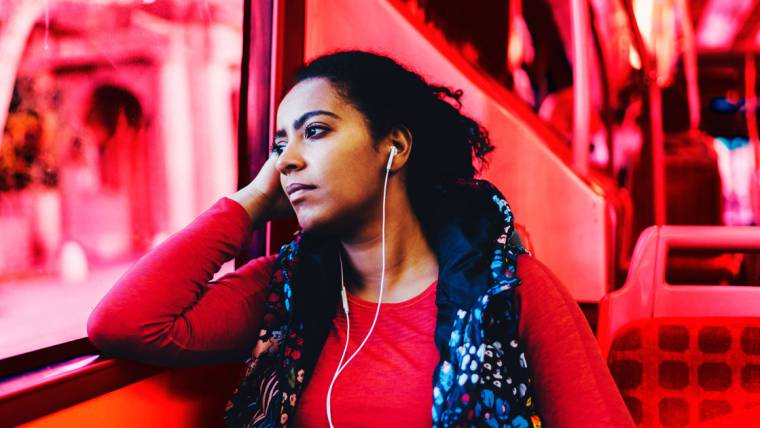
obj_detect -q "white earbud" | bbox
[386,146,398,171]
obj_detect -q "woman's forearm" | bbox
[87,197,273,367]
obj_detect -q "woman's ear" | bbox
[386,126,412,172]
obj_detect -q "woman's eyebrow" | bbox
[275,110,340,138]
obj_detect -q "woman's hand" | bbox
[229,153,294,225]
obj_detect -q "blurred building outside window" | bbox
[0,0,246,360]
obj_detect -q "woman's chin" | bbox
[294,212,324,234]
[295,212,342,237]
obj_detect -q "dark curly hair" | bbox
[291,50,494,217]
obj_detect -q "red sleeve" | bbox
[86,197,278,367]
[516,255,635,427]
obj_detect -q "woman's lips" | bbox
[286,183,317,201]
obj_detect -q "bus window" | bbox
[0,1,248,360]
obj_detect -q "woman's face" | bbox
[274,77,388,234]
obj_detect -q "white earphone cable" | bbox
[325,152,392,427]
[325,254,351,426]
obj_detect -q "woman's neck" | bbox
[339,185,439,303]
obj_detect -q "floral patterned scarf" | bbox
[224,180,541,427]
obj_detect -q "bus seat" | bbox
[597,226,760,427]
[664,132,723,226]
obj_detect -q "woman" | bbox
[88,51,634,427]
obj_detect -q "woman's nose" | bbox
[275,141,305,175]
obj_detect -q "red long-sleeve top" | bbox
[87,197,634,427]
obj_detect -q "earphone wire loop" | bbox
[326,156,392,427]
[326,252,351,427]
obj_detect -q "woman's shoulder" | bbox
[513,253,579,323]
[515,254,563,290]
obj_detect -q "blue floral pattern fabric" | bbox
[224,180,541,427]
[433,193,541,427]
[224,233,308,427]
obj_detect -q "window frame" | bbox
[0,0,304,423]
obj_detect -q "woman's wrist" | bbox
[227,184,275,228]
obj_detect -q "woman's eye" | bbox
[305,125,328,139]
[271,125,327,154]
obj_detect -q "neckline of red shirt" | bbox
[345,279,439,311]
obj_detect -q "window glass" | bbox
[0,1,246,360]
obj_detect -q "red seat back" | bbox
[598,226,760,426]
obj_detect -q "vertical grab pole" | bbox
[265,0,281,256]
[649,3,666,225]
[237,0,252,173]
[235,0,276,265]
[649,71,666,225]
[570,0,591,176]
[746,53,759,167]
[588,4,615,177]
[264,0,305,254]
[676,0,700,132]
[746,53,760,225]
[622,0,667,226]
